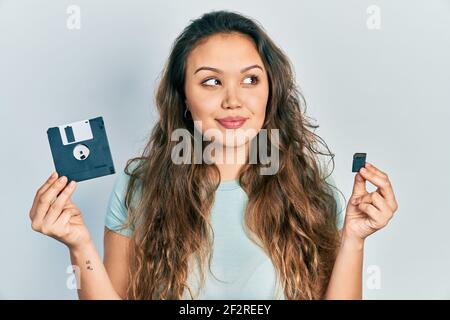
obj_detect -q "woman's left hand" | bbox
[343,162,398,241]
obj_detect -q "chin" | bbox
[219,139,248,148]
[214,127,255,147]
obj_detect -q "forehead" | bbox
[186,33,264,71]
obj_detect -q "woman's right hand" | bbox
[29,172,92,251]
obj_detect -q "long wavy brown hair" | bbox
[121,10,345,300]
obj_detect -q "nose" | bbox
[222,86,242,109]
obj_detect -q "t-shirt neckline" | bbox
[217,179,241,191]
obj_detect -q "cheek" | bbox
[186,87,220,124]
[242,88,268,126]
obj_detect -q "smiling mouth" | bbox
[215,118,248,129]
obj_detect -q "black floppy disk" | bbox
[47,116,115,182]
[352,153,367,172]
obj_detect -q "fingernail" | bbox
[360,168,367,173]
[69,181,76,188]
[59,176,67,183]
[50,172,57,179]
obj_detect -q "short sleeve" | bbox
[105,170,134,237]
[325,174,346,230]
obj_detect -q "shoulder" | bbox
[104,159,143,237]
[324,174,346,230]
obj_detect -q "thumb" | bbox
[351,172,367,202]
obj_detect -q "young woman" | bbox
[29,11,398,300]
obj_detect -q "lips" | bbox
[215,116,248,129]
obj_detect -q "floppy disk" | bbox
[47,116,115,182]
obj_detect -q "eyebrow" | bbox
[193,64,264,75]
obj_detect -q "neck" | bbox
[212,142,248,181]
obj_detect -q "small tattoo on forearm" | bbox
[85,260,93,271]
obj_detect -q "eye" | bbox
[242,75,259,85]
[202,78,221,86]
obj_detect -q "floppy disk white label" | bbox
[58,119,94,145]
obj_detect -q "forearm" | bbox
[69,241,122,300]
[324,233,364,299]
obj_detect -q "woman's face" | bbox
[184,32,269,148]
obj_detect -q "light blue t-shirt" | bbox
[105,171,345,299]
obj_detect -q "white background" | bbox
[0,0,449,299]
